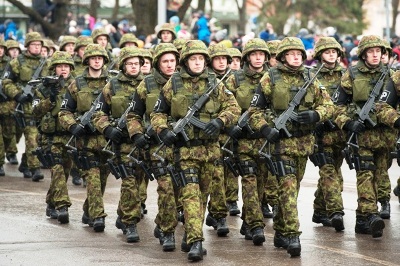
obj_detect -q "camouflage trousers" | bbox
[1,115,18,155]
[314,131,345,217]
[76,135,111,219]
[225,166,239,202]
[376,150,391,203]
[44,135,73,209]
[22,124,40,169]
[260,170,279,207]
[207,159,228,219]
[0,116,5,165]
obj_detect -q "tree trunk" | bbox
[392,0,400,35]
[177,0,192,21]
[111,0,120,22]
[88,0,98,19]
[235,0,246,33]
[131,0,158,36]
[198,0,206,12]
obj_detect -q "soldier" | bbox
[247,37,334,256]
[157,23,177,44]
[150,40,240,261]
[140,49,153,76]
[204,43,231,236]
[32,51,75,223]
[334,35,393,238]
[59,35,77,57]
[41,40,50,58]
[91,28,115,70]
[228,47,241,71]
[309,37,346,230]
[46,39,57,57]
[119,33,139,48]
[266,40,281,68]
[0,39,9,175]
[128,43,180,251]
[93,47,144,242]
[59,43,111,232]
[224,38,274,245]
[5,40,21,59]
[73,36,93,77]
[173,38,187,54]
[3,31,48,181]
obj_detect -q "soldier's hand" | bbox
[297,110,320,124]
[69,124,86,138]
[204,118,223,136]
[226,125,242,140]
[104,126,123,144]
[261,125,280,143]
[159,129,178,147]
[133,133,149,149]
[344,120,365,134]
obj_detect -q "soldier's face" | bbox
[161,31,173,43]
[381,53,389,65]
[124,57,141,76]
[41,47,49,58]
[284,49,303,68]
[141,58,152,75]
[248,51,265,70]
[123,42,138,48]
[28,41,42,56]
[88,56,104,70]
[230,57,241,70]
[96,36,108,48]
[363,47,382,67]
[212,56,228,72]
[187,54,206,74]
[158,53,176,77]
[321,48,338,64]
[0,46,4,57]
[63,43,75,56]
[8,48,19,59]
[55,64,71,78]
[78,46,86,58]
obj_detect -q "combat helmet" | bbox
[0,39,7,51]
[119,33,139,48]
[152,43,179,68]
[173,38,187,52]
[382,39,393,57]
[242,38,270,62]
[42,39,51,53]
[24,32,44,47]
[357,35,385,58]
[208,43,232,64]
[48,51,75,71]
[266,40,281,55]
[157,23,177,41]
[140,48,153,63]
[276,37,306,62]
[313,37,343,60]
[179,40,210,65]
[59,35,77,51]
[82,43,109,65]
[91,28,110,43]
[118,46,144,71]
[74,36,93,52]
[5,40,20,52]
[228,48,241,59]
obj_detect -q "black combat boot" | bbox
[216,218,229,236]
[312,211,331,226]
[162,232,175,251]
[287,236,301,257]
[379,201,390,219]
[126,224,140,243]
[82,212,93,226]
[154,225,164,244]
[57,206,69,224]
[261,204,274,218]
[227,201,240,216]
[115,216,126,234]
[205,213,218,229]
[19,153,31,178]
[46,204,58,219]
[181,232,207,255]
[274,231,289,249]
[393,186,400,203]
[70,168,82,185]
[6,153,18,165]
[141,203,147,217]
[251,226,265,246]
[32,168,44,182]
[330,213,345,232]
[93,217,105,232]
[240,221,252,240]
[188,241,203,262]
[355,216,369,235]
[0,165,5,176]
[368,214,385,238]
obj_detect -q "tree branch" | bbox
[6,0,52,28]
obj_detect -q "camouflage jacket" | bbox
[376,70,400,127]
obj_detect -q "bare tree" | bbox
[177,0,193,21]
[131,0,158,37]
[111,0,120,22]
[198,0,206,12]
[392,0,400,36]
[234,0,246,33]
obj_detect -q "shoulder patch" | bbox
[32,99,40,107]
[250,94,260,106]
[331,90,340,102]
[379,90,390,102]
[61,99,68,109]
[94,102,103,111]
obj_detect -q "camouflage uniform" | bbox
[32,52,75,223]
[91,28,116,71]
[3,32,49,180]
[224,38,275,245]
[93,47,144,242]
[0,39,9,174]
[59,43,111,232]
[334,35,394,238]
[309,37,346,227]
[248,37,334,257]
[157,23,177,43]
[127,43,180,250]
[150,40,240,261]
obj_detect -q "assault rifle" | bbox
[127,147,155,181]
[258,63,325,175]
[65,92,103,150]
[0,61,11,101]
[342,58,395,169]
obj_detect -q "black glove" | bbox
[69,124,86,138]
[261,125,280,143]
[297,110,320,124]
[159,129,178,147]
[394,118,400,128]
[49,89,59,103]
[204,118,223,136]
[344,120,365,134]
[133,133,149,149]
[14,93,30,104]
[104,126,123,144]
[226,126,242,139]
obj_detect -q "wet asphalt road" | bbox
[1,143,400,266]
